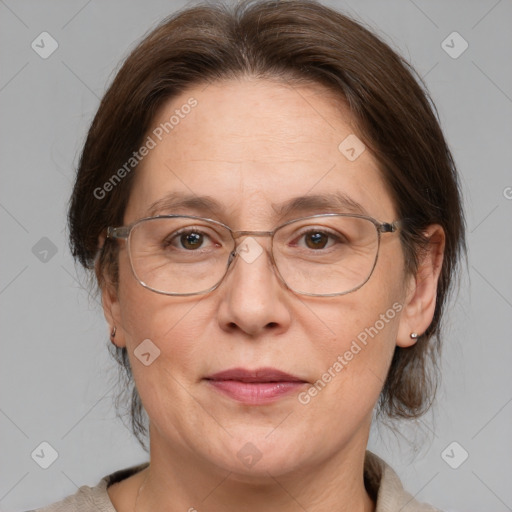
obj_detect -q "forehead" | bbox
[125,78,396,225]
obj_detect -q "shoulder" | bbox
[27,481,109,512]
[29,463,149,512]
[365,451,442,512]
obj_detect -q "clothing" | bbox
[29,451,439,511]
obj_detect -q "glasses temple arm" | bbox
[107,226,131,240]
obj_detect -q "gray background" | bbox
[1,0,511,510]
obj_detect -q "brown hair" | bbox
[68,0,466,451]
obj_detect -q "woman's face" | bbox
[105,78,417,477]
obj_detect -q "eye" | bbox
[164,228,218,251]
[303,231,330,249]
[294,228,345,250]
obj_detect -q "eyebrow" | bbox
[145,191,369,219]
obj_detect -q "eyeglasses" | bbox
[106,214,401,297]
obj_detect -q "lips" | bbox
[207,367,305,383]
[205,367,308,404]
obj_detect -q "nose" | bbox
[215,236,292,337]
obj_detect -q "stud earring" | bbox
[409,332,418,339]
[110,326,117,342]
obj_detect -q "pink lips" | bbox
[205,367,307,404]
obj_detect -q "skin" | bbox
[103,78,445,512]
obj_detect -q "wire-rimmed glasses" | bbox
[106,213,401,297]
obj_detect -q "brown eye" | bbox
[180,232,204,250]
[162,229,214,251]
[296,228,343,250]
[304,231,329,249]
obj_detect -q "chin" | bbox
[208,429,312,480]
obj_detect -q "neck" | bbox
[134,426,375,512]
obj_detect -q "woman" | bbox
[34,0,465,510]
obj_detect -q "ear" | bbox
[397,224,445,348]
[96,246,126,349]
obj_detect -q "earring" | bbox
[110,326,117,343]
[410,332,418,339]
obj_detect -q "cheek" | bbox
[116,272,210,427]
[293,305,401,452]
[120,296,205,368]
[305,248,406,404]
[117,255,210,378]
[316,299,401,383]
[291,299,402,457]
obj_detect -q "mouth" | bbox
[204,367,308,404]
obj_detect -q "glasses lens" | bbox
[273,215,379,295]
[128,217,234,295]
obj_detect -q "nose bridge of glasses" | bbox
[227,230,278,272]
[230,230,274,253]
[232,230,274,239]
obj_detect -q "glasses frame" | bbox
[107,213,401,297]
